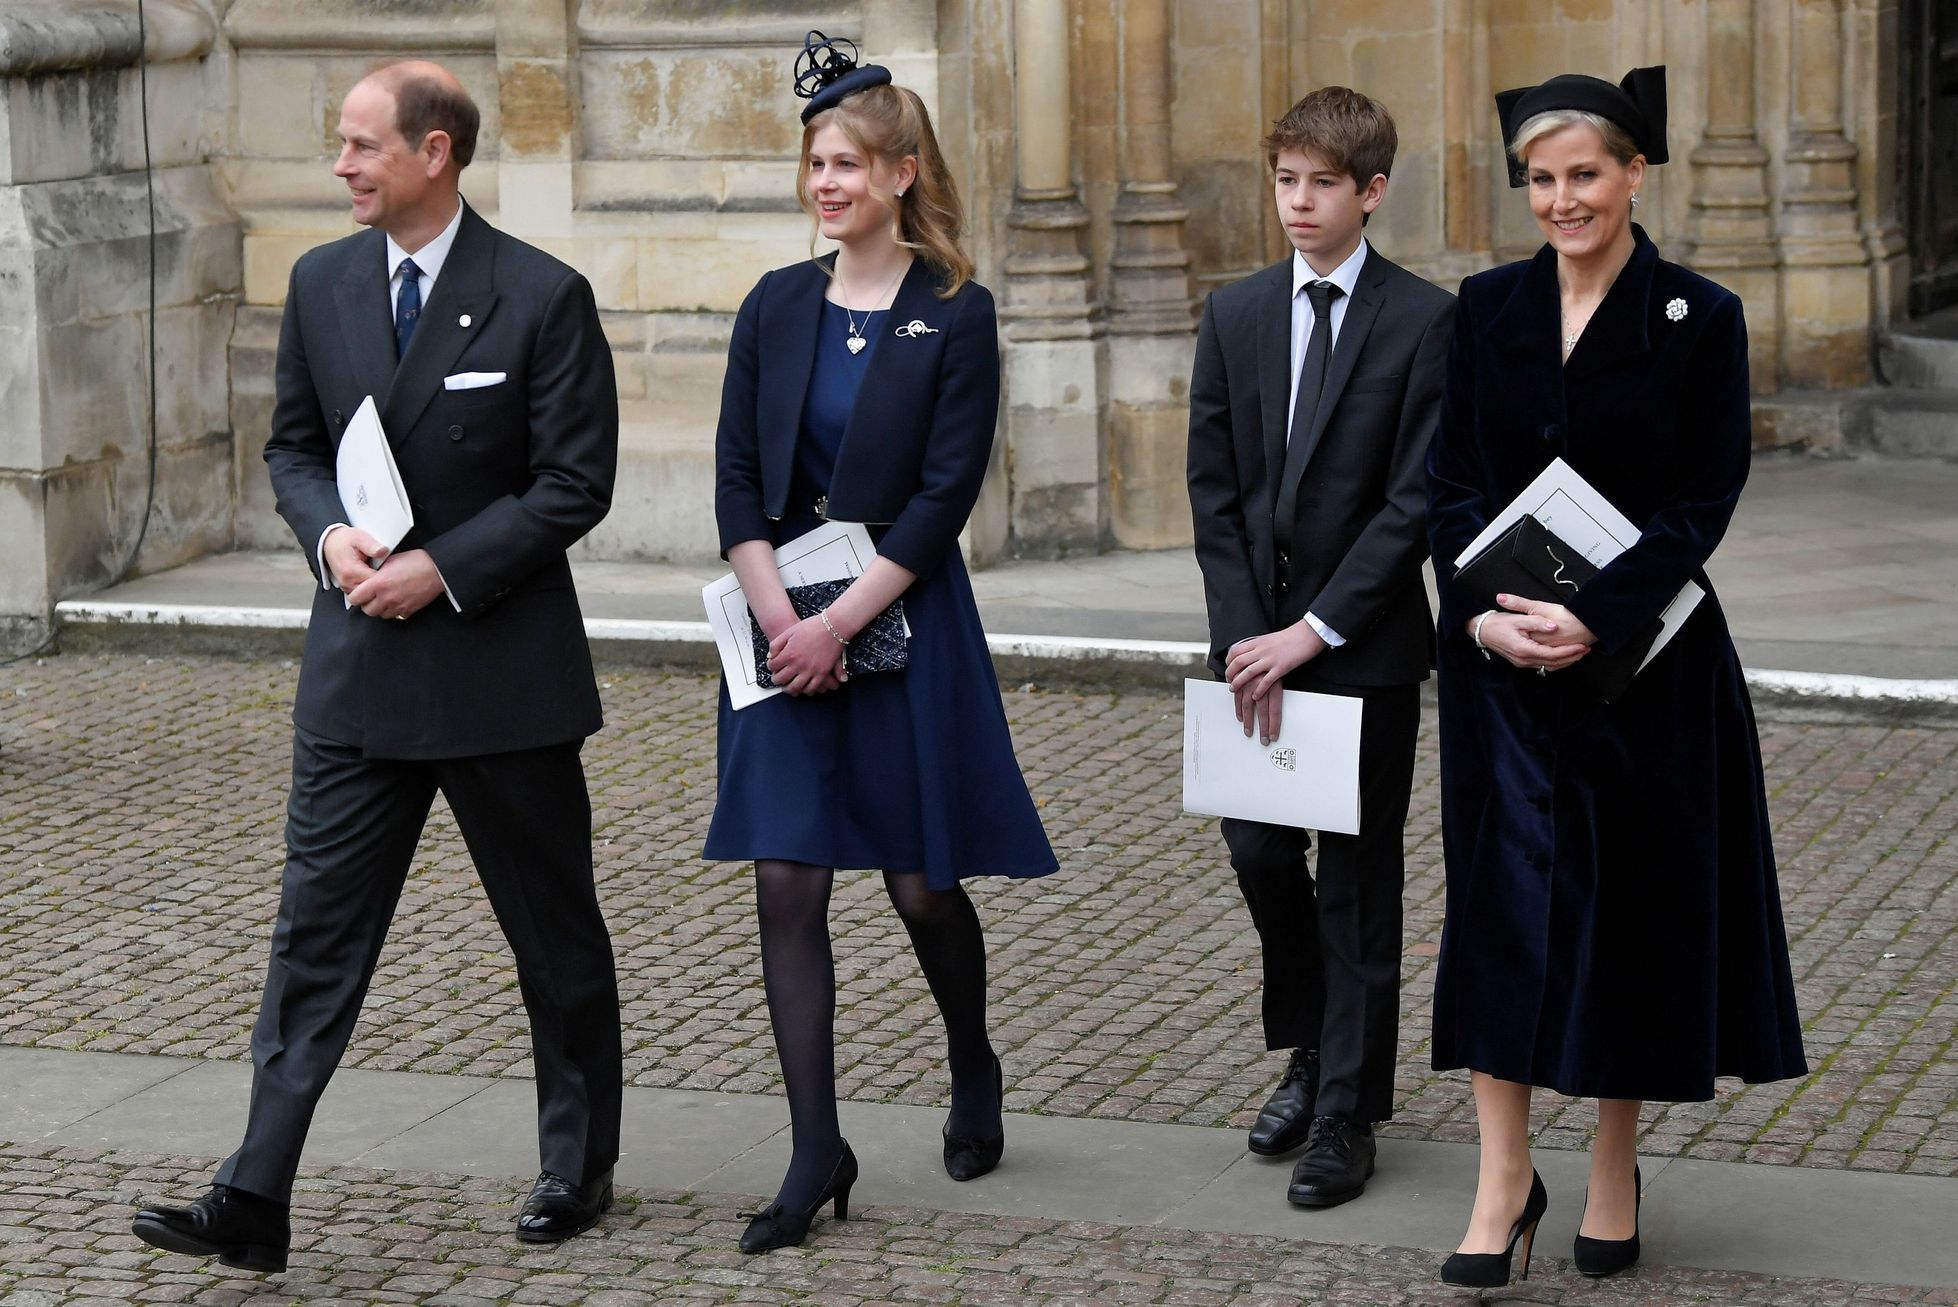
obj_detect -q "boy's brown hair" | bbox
[1261,86,1398,186]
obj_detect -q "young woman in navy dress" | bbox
[705,35,1058,1254]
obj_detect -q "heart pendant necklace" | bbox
[841,259,908,356]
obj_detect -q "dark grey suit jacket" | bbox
[264,204,618,759]
[1187,246,1455,689]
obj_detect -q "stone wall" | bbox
[0,1,1915,648]
[0,0,239,652]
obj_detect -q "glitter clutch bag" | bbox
[751,579,908,687]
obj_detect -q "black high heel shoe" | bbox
[1573,1163,1642,1276]
[942,1053,1006,1182]
[738,1142,858,1254]
[1440,1168,1549,1288]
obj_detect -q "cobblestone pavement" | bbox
[1,653,1954,1181]
[4,1143,1952,1306]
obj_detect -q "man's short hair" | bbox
[373,63,481,169]
[1261,86,1397,186]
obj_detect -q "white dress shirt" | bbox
[1283,237,1371,649]
[319,199,468,610]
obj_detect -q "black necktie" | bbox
[1273,279,1344,561]
[395,257,423,359]
[1288,279,1343,445]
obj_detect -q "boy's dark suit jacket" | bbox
[264,204,617,759]
[1187,246,1455,686]
[714,254,996,578]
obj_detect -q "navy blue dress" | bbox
[704,301,1059,890]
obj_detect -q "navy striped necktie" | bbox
[395,257,423,359]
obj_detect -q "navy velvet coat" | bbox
[1425,228,1808,1101]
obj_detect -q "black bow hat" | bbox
[1494,66,1668,187]
[794,30,891,123]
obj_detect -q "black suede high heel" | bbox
[942,1053,1006,1181]
[1440,1168,1549,1288]
[1573,1163,1642,1276]
[738,1142,858,1254]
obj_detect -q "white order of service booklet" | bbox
[702,520,906,711]
[1453,456,1702,672]
[334,395,414,555]
[1182,679,1363,835]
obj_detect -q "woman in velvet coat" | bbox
[1424,70,1807,1288]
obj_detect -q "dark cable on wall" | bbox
[115,0,161,584]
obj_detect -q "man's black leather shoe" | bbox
[516,1169,614,1243]
[131,1184,290,1273]
[1286,1116,1375,1208]
[1246,1049,1319,1157]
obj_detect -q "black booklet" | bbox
[750,578,908,687]
[1455,514,1657,703]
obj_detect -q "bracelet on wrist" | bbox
[1471,610,1495,661]
[818,610,849,647]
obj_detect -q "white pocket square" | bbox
[443,371,507,391]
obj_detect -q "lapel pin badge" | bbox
[459,313,473,328]
[895,319,938,338]
[1664,298,1687,322]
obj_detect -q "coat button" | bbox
[448,425,463,442]
[1531,793,1549,811]
[1542,423,1561,441]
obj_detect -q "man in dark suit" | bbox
[1186,87,1453,1209]
[132,61,623,1270]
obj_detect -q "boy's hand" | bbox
[1225,622,1329,745]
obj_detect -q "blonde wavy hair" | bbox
[797,83,973,298]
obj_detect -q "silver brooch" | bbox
[894,319,939,338]
[1665,297,1688,322]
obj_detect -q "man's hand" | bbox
[322,525,391,595]
[767,616,846,696]
[1225,622,1329,745]
[345,548,447,621]
[1470,592,1596,672]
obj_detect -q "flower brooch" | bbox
[1665,297,1689,322]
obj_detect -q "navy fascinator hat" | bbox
[1494,66,1668,187]
[794,31,892,124]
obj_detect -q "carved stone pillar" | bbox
[1851,0,1909,324]
[1105,0,1193,550]
[1779,0,1871,387]
[1684,0,1781,392]
[495,0,575,236]
[1000,0,1104,554]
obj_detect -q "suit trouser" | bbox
[217,726,623,1203]
[1220,682,1420,1124]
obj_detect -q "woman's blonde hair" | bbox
[1509,109,1642,172]
[797,83,973,298]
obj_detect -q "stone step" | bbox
[1847,387,1958,460]
[1876,306,1958,388]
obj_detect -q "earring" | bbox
[895,188,906,197]
[1629,192,1641,210]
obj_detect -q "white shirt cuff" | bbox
[1303,612,1346,647]
[437,564,462,613]
[316,523,349,590]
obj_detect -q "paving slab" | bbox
[352,1078,790,1192]
[0,1047,189,1143]
[1643,1157,1958,1287]
[40,1056,496,1170]
[700,1100,1245,1227]
[5,1046,1954,1287]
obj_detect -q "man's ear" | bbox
[1359,172,1389,215]
[421,130,454,179]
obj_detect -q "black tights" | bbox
[754,861,1000,1212]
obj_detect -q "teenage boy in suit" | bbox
[131,60,623,1270]
[1186,86,1453,1208]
